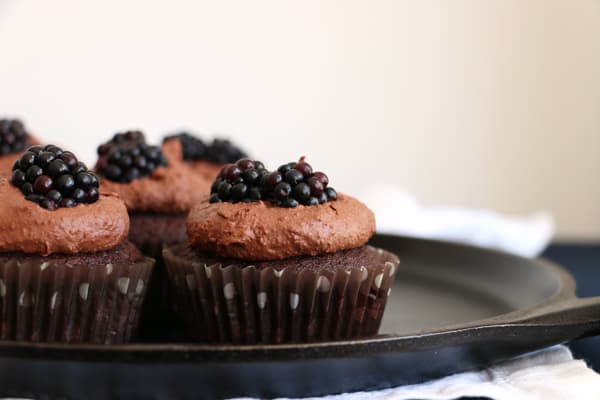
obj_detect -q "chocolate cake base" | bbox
[0,241,145,266]
[163,244,399,344]
[128,213,187,259]
[0,241,154,344]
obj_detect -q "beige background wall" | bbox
[0,0,598,240]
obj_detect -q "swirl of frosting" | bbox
[100,139,211,214]
[187,194,376,261]
[0,178,129,256]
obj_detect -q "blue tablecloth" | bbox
[543,243,600,372]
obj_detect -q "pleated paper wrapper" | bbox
[164,245,399,344]
[0,257,154,344]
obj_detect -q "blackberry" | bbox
[96,130,146,171]
[208,157,337,208]
[209,159,268,203]
[11,145,100,210]
[262,158,337,208]
[97,143,168,183]
[97,130,146,157]
[163,133,208,161]
[0,119,29,156]
[164,132,248,164]
[207,138,247,164]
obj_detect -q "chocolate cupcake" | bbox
[0,119,39,176]
[96,131,212,339]
[96,131,211,257]
[163,158,399,344]
[0,145,154,343]
[162,133,248,182]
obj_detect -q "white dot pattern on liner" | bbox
[204,265,212,279]
[117,277,130,295]
[317,276,331,293]
[105,263,113,275]
[360,266,368,282]
[223,283,236,300]
[0,279,5,297]
[257,292,267,309]
[79,283,89,300]
[50,291,59,311]
[289,293,299,310]
[374,273,384,289]
[385,261,396,276]
[136,280,144,295]
[186,274,196,290]
[19,291,30,306]
[274,269,284,278]
[40,262,49,271]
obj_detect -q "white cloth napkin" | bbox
[360,185,555,257]
[232,346,600,400]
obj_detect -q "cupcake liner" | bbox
[0,257,154,344]
[163,246,399,344]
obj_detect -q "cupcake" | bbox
[96,131,211,257]
[162,133,248,182]
[163,158,399,344]
[0,119,39,176]
[0,144,154,344]
[95,131,212,339]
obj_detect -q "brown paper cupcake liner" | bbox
[163,245,399,344]
[0,257,154,344]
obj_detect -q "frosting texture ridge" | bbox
[187,194,375,260]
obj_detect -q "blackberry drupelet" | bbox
[97,143,168,183]
[165,133,248,164]
[0,119,29,156]
[262,158,337,208]
[11,144,100,210]
[209,159,268,203]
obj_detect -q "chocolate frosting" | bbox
[189,160,223,181]
[100,139,211,214]
[0,155,19,177]
[187,194,376,260]
[0,177,129,256]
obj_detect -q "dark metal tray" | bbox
[1,234,599,399]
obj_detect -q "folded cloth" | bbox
[360,185,555,257]
[232,346,600,400]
